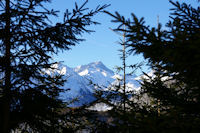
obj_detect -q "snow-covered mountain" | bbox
[48,61,141,107]
[74,61,115,87]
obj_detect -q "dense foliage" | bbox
[0,0,108,132]
[100,0,200,132]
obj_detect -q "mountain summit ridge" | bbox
[74,61,114,75]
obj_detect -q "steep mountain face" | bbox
[48,61,141,107]
[74,61,115,87]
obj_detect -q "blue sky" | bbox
[48,0,198,75]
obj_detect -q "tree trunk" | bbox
[2,0,11,132]
[123,26,126,114]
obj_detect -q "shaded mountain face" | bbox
[47,61,141,107]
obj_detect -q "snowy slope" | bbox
[74,61,115,87]
[45,63,95,106]
[47,61,141,107]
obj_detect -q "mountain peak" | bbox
[94,61,103,65]
[75,61,114,74]
[89,61,106,68]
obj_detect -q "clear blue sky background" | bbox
[47,0,198,75]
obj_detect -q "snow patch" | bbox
[112,74,122,80]
[88,103,112,111]
[101,71,107,77]
[78,69,89,76]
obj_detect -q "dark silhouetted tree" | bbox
[0,0,108,132]
[105,0,200,132]
[89,27,144,132]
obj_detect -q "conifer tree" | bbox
[106,0,200,132]
[90,27,144,133]
[0,0,108,132]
